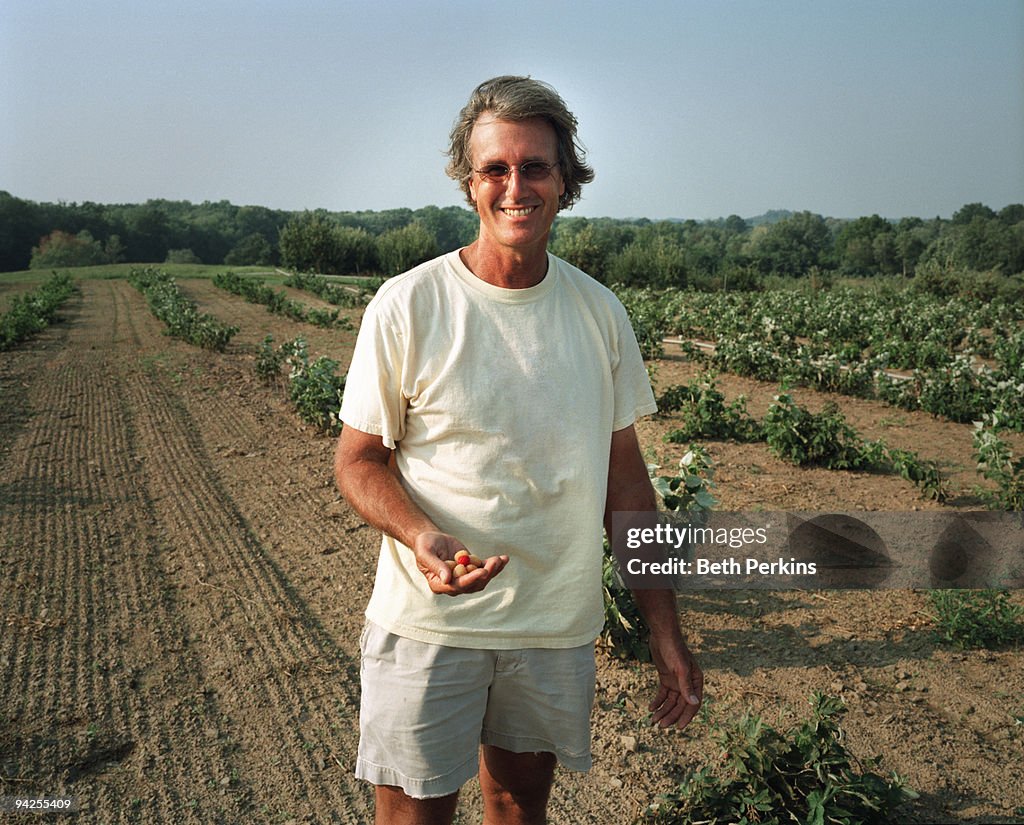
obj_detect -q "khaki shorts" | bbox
[355,621,596,799]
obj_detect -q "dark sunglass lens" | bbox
[521,162,550,180]
[482,164,510,179]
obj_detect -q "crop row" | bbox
[618,285,1024,430]
[212,271,353,330]
[125,267,348,432]
[282,271,375,309]
[658,372,947,501]
[0,272,76,350]
[255,336,346,435]
[129,267,239,351]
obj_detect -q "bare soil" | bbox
[1,277,1022,824]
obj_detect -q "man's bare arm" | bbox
[604,424,704,729]
[333,425,508,595]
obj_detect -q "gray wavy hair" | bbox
[445,75,595,211]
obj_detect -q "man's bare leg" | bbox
[479,745,557,825]
[374,785,459,825]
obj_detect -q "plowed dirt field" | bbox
[1,277,1022,824]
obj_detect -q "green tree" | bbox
[998,203,1024,225]
[680,224,729,286]
[279,210,342,273]
[723,214,748,235]
[894,217,931,276]
[412,205,477,252]
[236,205,286,242]
[125,203,173,262]
[344,207,414,235]
[835,214,891,275]
[550,219,615,281]
[872,230,899,275]
[335,226,379,274]
[29,229,108,268]
[1007,221,1024,275]
[376,222,438,277]
[0,191,43,271]
[952,202,997,225]
[608,230,687,288]
[953,215,1020,273]
[105,234,127,264]
[224,233,273,266]
[751,211,833,277]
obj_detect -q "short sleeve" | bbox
[611,312,658,431]
[339,299,408,450]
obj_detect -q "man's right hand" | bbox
[334,427,509,597]
[413,531,509,596]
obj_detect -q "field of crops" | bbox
[1,267,1022,823]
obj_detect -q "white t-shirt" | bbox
[340,250,657,649]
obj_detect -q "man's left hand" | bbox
[647,631,704,729]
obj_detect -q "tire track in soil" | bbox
[1,279,372,823]
[160,360,376,658]
[160,278,376,655]
[1,280,244,823]
[113,278,373,822]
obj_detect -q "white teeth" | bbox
[502,207,535,217]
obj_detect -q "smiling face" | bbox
[467,114,565,260]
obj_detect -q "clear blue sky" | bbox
[2,0,1022,221]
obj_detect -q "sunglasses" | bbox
[472,161,559,183]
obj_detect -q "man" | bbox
[334,75,702,825]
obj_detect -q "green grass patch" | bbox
[930,589,1024,649]
[0,262,280,283]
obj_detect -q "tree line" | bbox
[549,204,1024,294]
[0,192,480,278]
[2,190,1021,292]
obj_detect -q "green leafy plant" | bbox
[642,693,916,825]
[762,392,946,501]
[600,544,652,663]
[763,393,866,469]
[612,283,1024,429]
[651,445,719,516]
[618,287,669,360]
[285,338,346,434]
[0,272,76,350]
[305,306,345,329]
[712,330,786,381]
[930,589,1024,649]
[284,271,374,308]
[256,334,283,382]
[255,335,302,383]
[660,372,762,443]
[214,270,349,329]
[130,267,238,351]
[913,353,991,423]
[973,416,1024,510]
[883,446,947,503]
